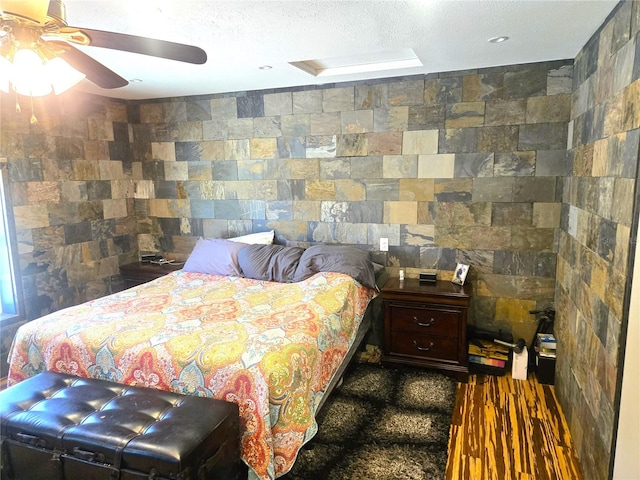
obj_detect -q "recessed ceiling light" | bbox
[488,36,509,43]
[258,65,272,70]
[129,78,143,83]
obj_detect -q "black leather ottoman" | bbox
[0,372,247,480]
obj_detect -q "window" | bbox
[0,163,22,321]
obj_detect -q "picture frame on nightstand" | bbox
[452,263,469,285]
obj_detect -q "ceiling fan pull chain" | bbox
[29,95,38,125]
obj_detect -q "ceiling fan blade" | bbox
[47,40,128,89]
[61,27,207,64]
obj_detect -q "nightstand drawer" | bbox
[389,332,458,361]
[388,305,459,337]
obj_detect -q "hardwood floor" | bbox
[445,372,584,480]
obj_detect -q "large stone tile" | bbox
[224,139,250,160]
[277,179,306,201]
[485,99,527,126]
[408,104,445,130]
[373,106,409,132]
[337,134,368,156]
[226,118,253,139]
[536,149,569,176]
[335,179,366,201]
[367,131,402,155]
[253,117,282,138]
[433,178,473,202]
[281,115,310,137]
[511,227,555,251]
[463,73,504,101]
[323,87,355,113]
[401,224,435,246]
[424,77,463,105]
[383,155,418,178]
[293,90,323,114]
[472,177,514,202]
[277,136,306,159]
[402,129,438,154]
[177,121,203,142]
[388,80,424,106]
[477,273,555,301]
[547,65,574,95]
[341,110,374,133]
[445,102,485,128]
[433,202,492,226]
[306,135,337,158]
[266,201,293,221]
[355,84,388,109]
[518,122,568,150]
[250,138,278,159]
[399,178,435,201]
[366,180,399,201]
[264,92,293,117]
[237,95,264,118]
[526,95,571,123]
[504,68,548,99]
[477,125,520,152]
[211,97,237,120]
[384,201,418,224]
[491,202,533,227]
[494,151,535,176]
[438,128,477,153]
[513,177,558,202]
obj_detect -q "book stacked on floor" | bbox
[468,339,510,375]
[535,333,557,358]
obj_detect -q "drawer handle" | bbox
[414,340,435,351]
[414,317,436,327]
[73,447,105,464]
[16,433,45,448]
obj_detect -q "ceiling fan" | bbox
[0,0,207,92]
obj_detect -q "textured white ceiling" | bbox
[62,0,618,100]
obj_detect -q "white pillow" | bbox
[228,230,274,245]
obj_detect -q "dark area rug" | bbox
[281,363,457,480]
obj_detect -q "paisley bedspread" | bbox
[7,270,376,479]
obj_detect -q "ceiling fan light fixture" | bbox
[2,45,85,96]
[11,47,52,96]
[46,56,86,94]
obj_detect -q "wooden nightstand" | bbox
[381,278,471,382]
[119,261,183,288]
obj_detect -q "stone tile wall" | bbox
[129,60,573,343]
[0,92,139,377]
[0,6,636,478]
[555,1,640,478]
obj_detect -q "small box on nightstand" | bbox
[419,272,437,283]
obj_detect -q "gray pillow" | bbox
[292,244,377,289]
[238,244,305,283]
[183,238,247,276]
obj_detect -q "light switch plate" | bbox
[380,237,389,251]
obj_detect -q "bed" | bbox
[6,238,380,480]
